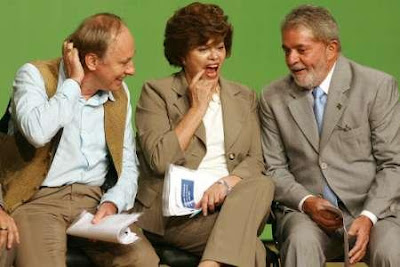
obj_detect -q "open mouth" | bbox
[289,63,307,74]
[205,64,219,77]
[114,78,124,86]
[291,68,307,75]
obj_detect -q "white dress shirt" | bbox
[197,93,229,179]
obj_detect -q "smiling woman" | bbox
[133,2,274,267]
[183,39,226,82]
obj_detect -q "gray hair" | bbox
[282,5,341,51]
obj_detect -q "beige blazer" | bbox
[260,56,400,221]
[134,72,265,235]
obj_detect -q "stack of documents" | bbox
[66,210,141,244]
[162,164,218,217]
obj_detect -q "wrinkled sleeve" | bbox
[259,91,312,210]
[364,76,400,218]
[135,81,185,175]
[12,63,80,147]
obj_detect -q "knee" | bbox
[369,241,400,266]
[135,251,159,267]
[369,220,400,266]
[247,176,275,200]
[114,240,159,267]
[284,229,321,249]
[280,229,324,266]
[260,177,275,194]
[128,244,159,267]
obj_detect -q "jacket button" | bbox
[228,153,235,160]
[320,162,328,169]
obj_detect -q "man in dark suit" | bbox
[259,4,400,266]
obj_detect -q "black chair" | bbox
[154,243,201,267]
[264,243,280,267]
[144,230,201,267]
[153,242,280,267]
[66,235,201,267]
[66,236,95,267]
[66,232,281,267]
[146,230,280,267]
[261,220,280,267]
[66,248,95,267]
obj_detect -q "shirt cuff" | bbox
[360,210,378,225]
[99,196,124,214]
[298,194,314,212]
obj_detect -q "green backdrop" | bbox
[0,0,399,112]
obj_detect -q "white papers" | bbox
[162,164,219,217]
[66,210,141,244]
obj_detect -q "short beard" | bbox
[291,72,317,90]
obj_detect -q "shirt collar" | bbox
[318,61,336,95]
[106,91,115,102]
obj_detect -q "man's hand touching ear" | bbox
[63,41,84,85]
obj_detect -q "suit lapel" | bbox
[170,72,206,145]
[288,86,320,152]
[220,78,244,151]
[170,72,189,114]
[320,56,351,150]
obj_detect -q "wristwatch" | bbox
[216,179,232,195]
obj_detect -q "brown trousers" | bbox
[1,184,159,267]
[145,177,274,267]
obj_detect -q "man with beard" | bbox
[259,4,400,266]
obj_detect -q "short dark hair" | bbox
[282,5,341,51]
[164,2,233,67]
[66,13,125,64]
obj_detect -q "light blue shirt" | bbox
[10,61,138,212]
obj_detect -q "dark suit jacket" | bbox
[260,56,400,221]
[135,72,265,235]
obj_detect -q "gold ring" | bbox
[0,227,8,231]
